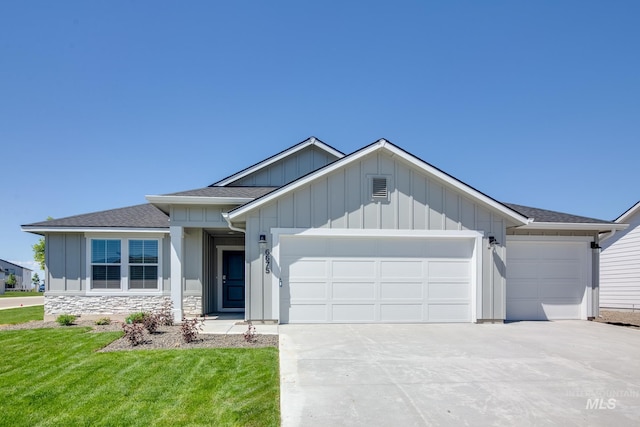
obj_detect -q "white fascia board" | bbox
[515,222,629,231]
[228,139,529,225]
[21,227,169,234]
[214,137,345,187]
[145,195,252,205]
[615,201,640,223]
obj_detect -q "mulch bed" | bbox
[0,319,279,351]
[592,310,640,329]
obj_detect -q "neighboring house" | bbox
[600,201,640,311]
[22,137,626,323]
[0,266,5,294]
[0,259,32,291]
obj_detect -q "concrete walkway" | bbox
[279,321,640,426]
[200,313,279,335]
[0,296,44,310]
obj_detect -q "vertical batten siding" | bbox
[47,233,84,293]
[601,211,640,310]
[248,149,511,321]
[231,146,338,187]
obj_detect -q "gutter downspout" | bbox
[221,213,249,320]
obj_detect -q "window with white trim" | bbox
[89,238,161,290]
[91,240,121,289]
[129,240,158,289]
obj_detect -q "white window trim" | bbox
[85,234,164,295]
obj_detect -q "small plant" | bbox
[94,317,111,325]
[143,313,159,333]
[122,322,146,346]
[56,314,76,326]
[125,312,147,324]
[181,317,204,343]
[243,322,257,343]
[156,300,174,326]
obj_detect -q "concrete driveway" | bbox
[279,321,640,426]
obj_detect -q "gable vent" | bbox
[372,177,388,199]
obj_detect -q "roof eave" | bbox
[21,226,169,235]
[615,201,640,223]
[514,222,629,232]
[146,195,252,205]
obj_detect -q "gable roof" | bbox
[226,138,530,225]
[22,204,169,233]
[0,259,33,271]
[614,200,640,223]
[211,136,344,187]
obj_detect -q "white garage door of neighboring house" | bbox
[277,233,478,324]
[506,237,591,321]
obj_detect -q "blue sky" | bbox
[1,1,638,281]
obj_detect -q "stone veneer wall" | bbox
[45,295,202,316]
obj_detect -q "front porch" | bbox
[200,312,278,335]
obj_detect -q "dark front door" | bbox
[223,250,245,309]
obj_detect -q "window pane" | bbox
[143,241,158,263]
[92,240,105,263]
[92,265,120,289]
[106,240,121,263]
[130,265,158,289]
[129,240,143,264]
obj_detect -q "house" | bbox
[0,266,5,294]
[600,201,640,311]
[22,137,626,323]
[0,259,32,291]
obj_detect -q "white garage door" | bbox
[278,235,475,323]
[506,238,590,321]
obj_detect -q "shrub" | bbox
[143,313,159,333]
[181,317,204,343]
[122,322,146,346]
[56,314,76,326]
[94,317,111,325]
[156,300,174,326]
[125,312,147,324]
[243,322,257,343]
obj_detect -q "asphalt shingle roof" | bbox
[23,204,169,229]
[503,203,612,224]
[165,186,277,198]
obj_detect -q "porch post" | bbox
[170,225,184,323]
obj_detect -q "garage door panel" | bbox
[289,282,327,299]
[428,282,470,300]
[429,304,471,322]
[332,304,375,322]
[429,261,470,279]
[380,260,423,278]
[380,304,423,322]
[539,262,580,279]
[329,238,377,256]
[332,260,376,278]
[506,239,588,321]
[332,282,375,299]
[288,259,326,277]
[380,282,423,299]
[288,304,328,323]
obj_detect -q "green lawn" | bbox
[0,328,280,426]
[0,306,44,325]
[0,291,41,297]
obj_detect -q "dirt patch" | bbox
[593,310,640,329]
[0,319,278,350]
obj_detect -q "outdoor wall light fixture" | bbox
[258,234,271,273]
[488,236,499,248]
